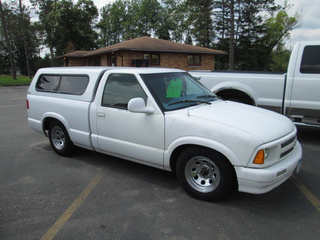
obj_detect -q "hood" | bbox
[189,100,295,143]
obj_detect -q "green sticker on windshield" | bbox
[166,78,183,98]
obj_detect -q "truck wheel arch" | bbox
[216,88,256,106]
[42,114,71,137]
[168,143,238,174]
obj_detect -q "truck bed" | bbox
[189,71,286,113]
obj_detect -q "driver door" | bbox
[96,73,165,168]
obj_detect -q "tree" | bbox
[1,0,299,73]
[0,0,17,79]
[161,0,189,43]
[242,2,299,71]
[97,0,128,46]
[5,0,40,76]
[269,43,291,72]
[135,0,163,37]
[212,0,298,71]
[234,1,279,70]
[0,34,9,74]
[18,0,31,78]
[228,0,234,70]
[185,0,215,48]
[34,0,98,58]
[97,0,169,47]
[74,0,99,49]
[262,4,299,67]
[31,0,57,66]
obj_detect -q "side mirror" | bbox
[128,98,154,114]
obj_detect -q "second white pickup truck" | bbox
[27,67,302,201]
[190,41,320,127]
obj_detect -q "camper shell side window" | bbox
[36,74,89,95]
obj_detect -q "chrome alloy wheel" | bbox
[185,156,221,193]
[51,126,66,150]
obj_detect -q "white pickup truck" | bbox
[27,67,302,201]
[190,42,320,127]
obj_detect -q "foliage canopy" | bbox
[0,0,299,78]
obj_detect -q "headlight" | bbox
[264,148,269,159]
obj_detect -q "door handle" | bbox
[97,112,105,118]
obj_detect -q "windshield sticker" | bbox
[166,78,183,98]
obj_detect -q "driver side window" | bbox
[102,74,147,109]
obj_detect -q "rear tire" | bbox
[176,147,236,201]
[48,120,75,156]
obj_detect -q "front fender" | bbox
[163,136,240,171]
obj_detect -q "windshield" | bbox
[141,72,218,111]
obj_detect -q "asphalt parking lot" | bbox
[1,86,319,240]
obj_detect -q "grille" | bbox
[280,136,296,159]
[281,136,296,148]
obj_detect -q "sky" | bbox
[275,0,320,47]
[93,0,320,49]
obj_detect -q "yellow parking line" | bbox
[40,169,106,240]
[291,176,320,212]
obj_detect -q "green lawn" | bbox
[0,75,32,86]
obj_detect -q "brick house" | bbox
[59,36,226,71]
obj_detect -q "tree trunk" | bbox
[19,0,31,79]
[228,0,235,71]
[49,46,55,66]
[0,0,17,80]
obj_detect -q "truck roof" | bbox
[36,67,185,75]
[29,67,187,102]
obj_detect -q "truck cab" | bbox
[285,41,320,126]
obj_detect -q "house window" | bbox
[144,53,160,66]
[188,54,201,66]
[107,55,116,66]
[88,57,100,66]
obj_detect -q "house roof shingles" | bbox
[60,50,91,58]
[61,36,226,58]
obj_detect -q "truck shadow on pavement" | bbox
[69,146,180,191]
[69,146,306,209]
[33,128,318,213]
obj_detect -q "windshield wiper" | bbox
[168,99,211,106]
[196,95,217,99]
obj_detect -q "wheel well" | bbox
[170,145,192,173]
[42,117,58,136]
[170,144,231,172]
[216,89,255,105]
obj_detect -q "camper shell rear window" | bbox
[36,74,89,95]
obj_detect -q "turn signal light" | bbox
[253,150,265,164]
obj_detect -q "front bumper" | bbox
[235,141,302,194]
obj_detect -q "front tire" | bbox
[48,120,75,156]
[176,147,236,201]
